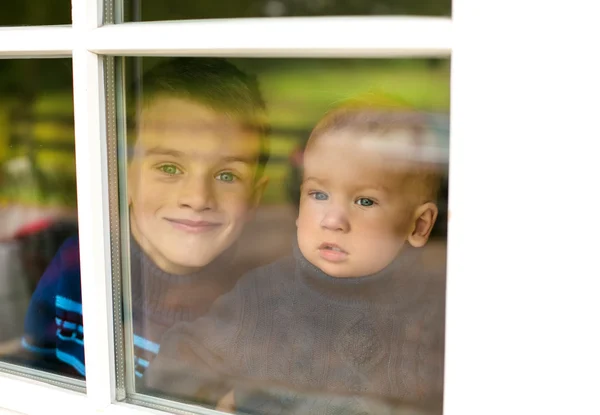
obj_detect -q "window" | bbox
[1,1,600,415]
[116,56,449,413]
[0,58,82,387]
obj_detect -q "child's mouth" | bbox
[165,218,222,233]
[318,243,348,262]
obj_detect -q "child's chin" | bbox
[174,254,217,269]
[315,261,358,279]
[161,251,221,274]
[318,261,388,279]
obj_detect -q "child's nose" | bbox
[320,207,350,232]
[177,176,216,211]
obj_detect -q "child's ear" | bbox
[407,202,438,248]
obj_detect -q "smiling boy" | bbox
[20,58,269,379]
[146,104,446,414]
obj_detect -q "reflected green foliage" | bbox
[0,60,75,207]
[0,1,70,26]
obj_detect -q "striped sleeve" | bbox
[21,236,85,377]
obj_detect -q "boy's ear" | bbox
[407,202,438,248]
[250,175,269,209]
[126,158,139,205]
[126,161,134,205]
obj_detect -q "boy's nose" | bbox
[177,176,216,211]
[320,207,350,232]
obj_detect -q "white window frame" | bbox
[1,0,600,414]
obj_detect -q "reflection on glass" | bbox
[123,0,450,22]
[0,59,81,378]
[0,1,70,26]
[118,57,449,414]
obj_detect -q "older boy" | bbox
[20,57,269,379]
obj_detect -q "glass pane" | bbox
[0,59,82,381]
[0,2,70,26]
[114,57,449,414]
[122,0,450,22]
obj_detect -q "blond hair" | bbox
[306,99,443,203]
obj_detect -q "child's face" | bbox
[128,96,266,275]
[297,133,420,278]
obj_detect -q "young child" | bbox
[19,57,270,379]
[145,104,446,414]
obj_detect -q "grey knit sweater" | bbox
[145,244,445,415]
[129,237,243,379]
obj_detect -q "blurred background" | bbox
[0,59,77,359]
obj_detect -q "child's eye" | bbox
[157,164,182,176]
[215,172,237,182]
[355,197,376,207]
[309,191,328,201]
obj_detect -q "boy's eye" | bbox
[157,164,182,176]
[355,197,375,207]
[309,191,328,201]
[215,172,237,182]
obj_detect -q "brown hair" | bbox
[129,58,270,177]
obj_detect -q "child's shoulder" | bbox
[55,235,80,269]
[30,235,80,293]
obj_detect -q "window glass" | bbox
[115,57,449,414]
[122,0,450,22]
[0,2,71,26]
[0,59,82,381]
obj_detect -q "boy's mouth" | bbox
[318,242,348,262]
[165,218,222,233]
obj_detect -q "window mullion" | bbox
[0,26,73,57]
[72,0,116,409]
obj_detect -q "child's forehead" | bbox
[136,96,261,158]
[308,131,408,163]
[304,132,429,191]
[309,130,439,169]
[142,95,231,125]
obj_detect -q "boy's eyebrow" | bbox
[143,146,185,158]
[143,147,257,164]
[221,155,256,164]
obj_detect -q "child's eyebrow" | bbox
[220,155,256,164]
[356,183,391,192]
[144,146,185,158]
[303,176,326,185]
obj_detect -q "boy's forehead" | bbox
[136,96,261,159]
[143,95,219,120]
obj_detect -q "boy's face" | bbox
[297,132,423,278]
[128,96,266,275]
